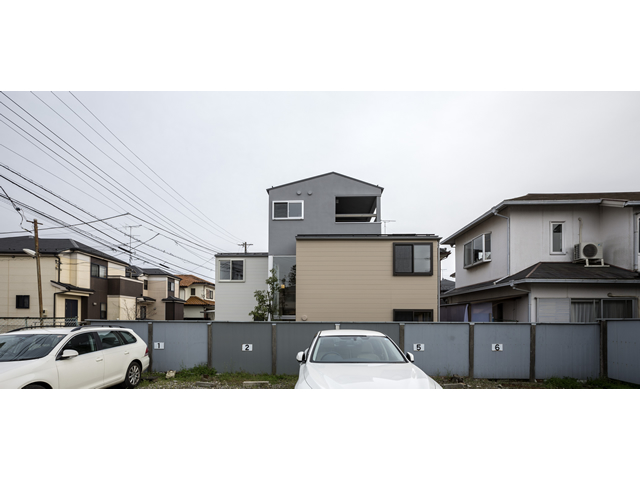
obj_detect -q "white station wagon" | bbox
[295,329,442,389]
[0,325,149,389]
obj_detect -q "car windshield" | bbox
[0,334,66,362]
[310,335,406,363]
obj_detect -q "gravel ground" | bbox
[138,374,298,389]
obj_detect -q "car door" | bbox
[56,332,105,389]
[96,330,129,386]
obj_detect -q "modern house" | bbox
[215,172,446,322]
[177,274,216,320]
[0,236,141,323]
[441,192,640,323]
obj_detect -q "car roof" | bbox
[318,329,386,337]
[1,326,130,335]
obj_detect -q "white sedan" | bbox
[0,326,149,389]
[295,329,442,389]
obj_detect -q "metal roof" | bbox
[0,236,129,265]
[266,172,383,193]
[442,262,640,298]
[443,192,640,245]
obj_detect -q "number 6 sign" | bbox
[492,344,503,352]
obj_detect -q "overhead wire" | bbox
[0,100,230,255]
[68,91,244,243]
[34,91,242,245]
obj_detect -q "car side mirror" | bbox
[406,352,415,363]
[296,351,306,363]
[61,349,79,359]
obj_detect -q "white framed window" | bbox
[550,222,564,254]
[218,259,245,282]
[463,233,491,268]
[272,201,304,220]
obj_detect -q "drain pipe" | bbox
[492,209,510,277]
[510,281,531,323]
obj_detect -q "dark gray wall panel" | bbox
[404,323,469,376]
[275,322,328,375]
[608,320,640,385]
[473,324,530,379]
[211,322,272,373]
[535,324,599,379]
[150,321,208,372]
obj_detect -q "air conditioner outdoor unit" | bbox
[573,242,605,266]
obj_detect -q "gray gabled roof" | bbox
[443,192,640,245]
[266,172,384,193]
[442,262,640,298]
[0,236,129,266]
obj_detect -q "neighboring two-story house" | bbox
[177,274,215,320]
[441,193,640,323]
[0,236,142,324]
[215,172,445,322]
[134,268,185,321]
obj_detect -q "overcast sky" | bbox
[2,91,640,281]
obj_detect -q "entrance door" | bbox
[65,299,79,321]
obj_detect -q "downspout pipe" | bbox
[510,281,532,323]
[492,209,510,277]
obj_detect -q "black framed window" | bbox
[100,303,107,319]
[168,280,175,292]
[91,263,107,278]
[143,280,148,290]
[393,243,433,276]
[190,288,196,296]
[16,295,30,309]
[393,309,434,322]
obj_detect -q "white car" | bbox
[0,325,150,389]
[295,329,442,389]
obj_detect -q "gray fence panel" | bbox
[334,322,400,345]
[404,323,469,376]
[275,322,329,375]
[150,322,208,372]
[607,320,640,385]
[89,320,149,344]
[473,324,530,379]
[535,324,599,379]
[211,322,272,374]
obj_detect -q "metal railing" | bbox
[0,317,79,334]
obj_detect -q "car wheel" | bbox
[123,361,142,389]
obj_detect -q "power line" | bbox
[34,92,242,245]
[68,91,244,243]
[0,102,228,253]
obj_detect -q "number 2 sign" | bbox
[242,344,253,352]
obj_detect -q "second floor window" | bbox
[551,222,564,253]
[16,295,30,309]
[91,264,107,278]
[168,280,175,293]
[191,288,196,296]
[464,233,491,268]
[272,201,303,220]
[219,259,244,281]
[393,243,433,276]
[206,289,214,299]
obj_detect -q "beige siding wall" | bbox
[297,240,439,322]
[146,277,168,320]
[59,252,91,288]
[0,256,58,318]
[107,296,138,320]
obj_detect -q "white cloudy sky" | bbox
[3,1,639,474]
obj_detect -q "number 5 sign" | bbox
[492,344,503,352]
[413,344,425,352]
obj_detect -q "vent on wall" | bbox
[573,242,606,267]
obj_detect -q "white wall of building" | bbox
[215,256,267,322]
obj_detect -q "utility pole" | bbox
[238,242,253,253]
[31,219,44,325]
[124,225,141,264]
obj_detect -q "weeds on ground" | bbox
[544,377,639,389]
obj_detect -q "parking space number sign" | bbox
[413,344,425,352]
[242,344,253,352]
[492,344,503,352]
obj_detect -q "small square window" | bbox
[190,288,196,296]
[219,259,244,281]
[16,295,30,309]
[91,264,107,278]
[393,243,433,276]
